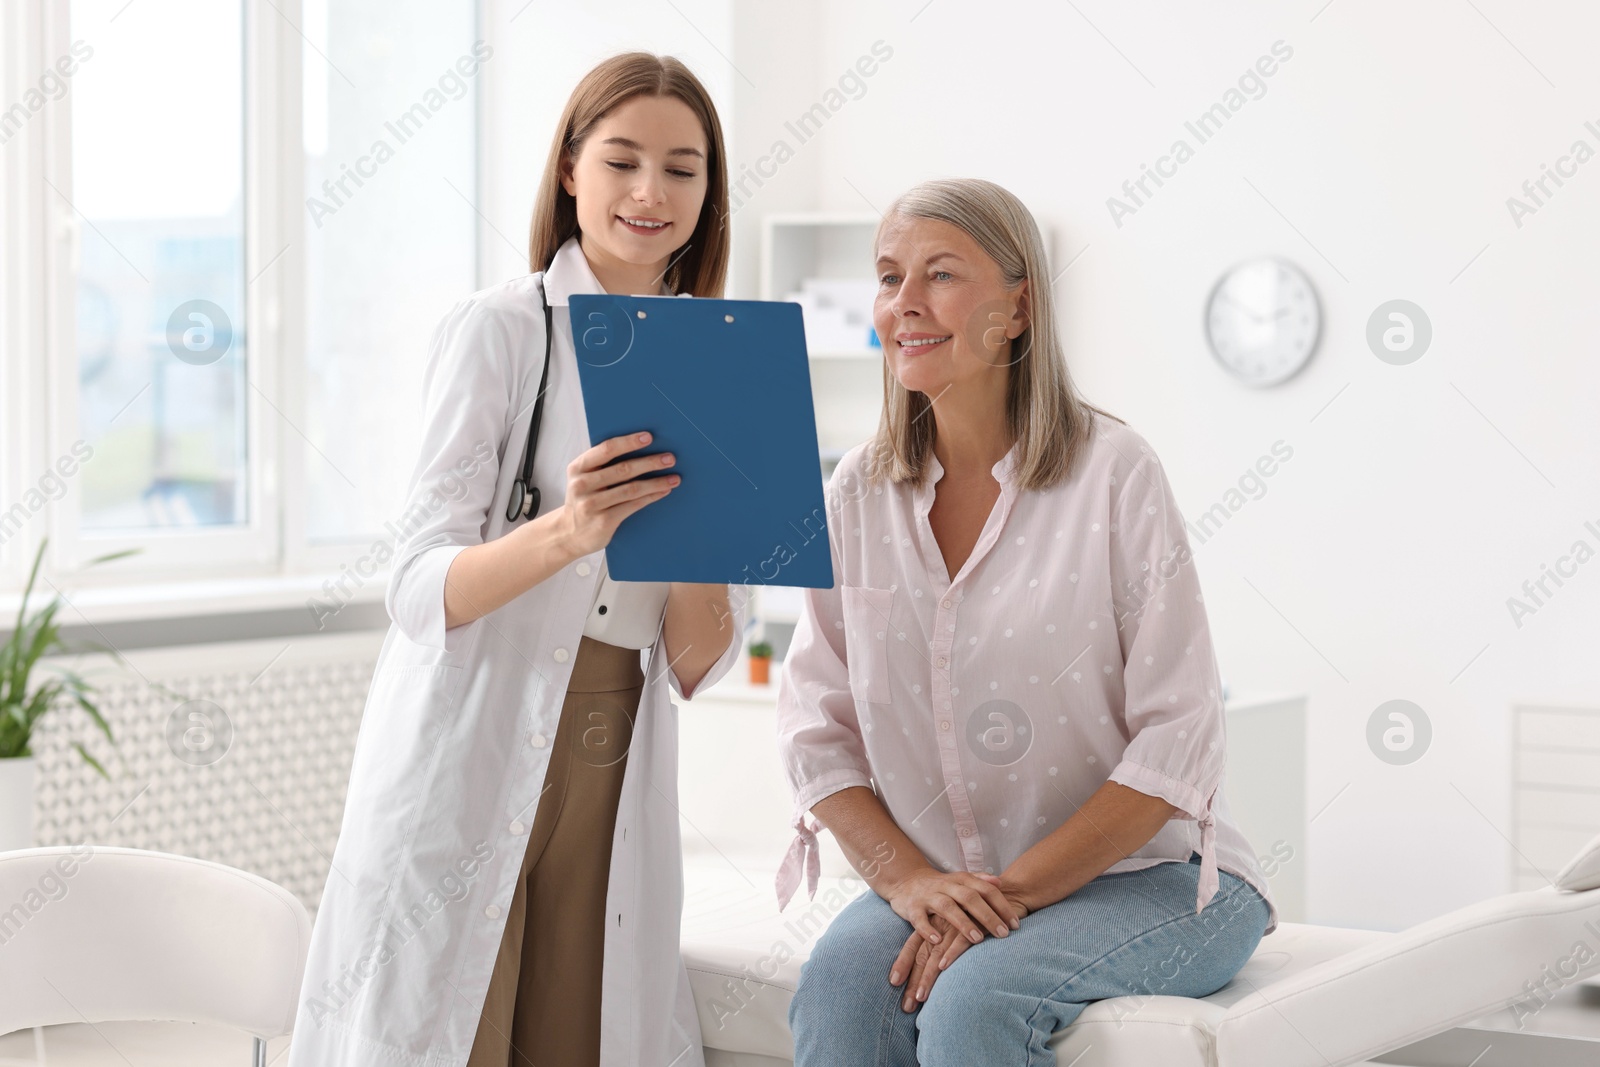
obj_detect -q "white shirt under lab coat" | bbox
[585,552,671,649]
[287,235,748,1066]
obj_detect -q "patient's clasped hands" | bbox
[884,867,1031,1012]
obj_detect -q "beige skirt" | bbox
[465,634,643,1067]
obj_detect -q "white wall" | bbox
[754,0,1600,930]
[478,0,736,285]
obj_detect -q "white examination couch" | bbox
[2,838,1596,1063]
[681,832,1600,1067]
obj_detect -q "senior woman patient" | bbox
[774,177,1278,1066]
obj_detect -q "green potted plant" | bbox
[1,538,137,850]
[747,639,773,685]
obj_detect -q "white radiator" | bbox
[1512,703,1600,891]
[29,631,387,915]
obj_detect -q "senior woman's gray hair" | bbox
[865,177,1121,492]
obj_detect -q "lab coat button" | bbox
[554,647,569,662]
[510,820,526,835]
[577,562,591,576]
[484,904,501,919]
[530,732,548,748]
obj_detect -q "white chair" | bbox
[0,846,311,1065]
[683,831,1600,1066]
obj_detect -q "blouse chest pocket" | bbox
[840,585,895,705]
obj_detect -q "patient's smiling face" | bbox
[872,215,1029,400]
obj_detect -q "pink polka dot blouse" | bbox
[774,412,1278,935]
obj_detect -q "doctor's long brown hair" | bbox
[528,53,730,297]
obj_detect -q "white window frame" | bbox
[14,0,484,589]
[39,0,280,578]
[2,0,68,589]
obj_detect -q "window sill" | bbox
[0,570,390,628]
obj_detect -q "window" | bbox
[299,0,481,545]
[34,0,481,577]
[69,0,249,531]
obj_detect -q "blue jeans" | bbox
[789,852,1269,1067]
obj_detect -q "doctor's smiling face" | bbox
[873,214,1030,403]
[560,93,709,295]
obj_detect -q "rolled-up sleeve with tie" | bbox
[1103,445,1230,916]
[774,466,873,910]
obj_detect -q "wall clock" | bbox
[1204,258,1321,387]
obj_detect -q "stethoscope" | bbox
[505,280,556,523]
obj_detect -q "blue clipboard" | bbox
[568,293,835,589]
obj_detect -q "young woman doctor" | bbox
[286,53,746,1067]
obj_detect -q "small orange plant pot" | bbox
[747,640,773,685]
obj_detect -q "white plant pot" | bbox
[0,755,37,852]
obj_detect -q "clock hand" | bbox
[1218,293,1266,324]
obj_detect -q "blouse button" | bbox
[530,733,548,748]
[941,598,951,608]
[939,721,951,731]
[959,827,973,837]
[553,648,569,662]
[935,656,947,668]
[484,904,501,919]
[577,562,592,576]
[509,820,526,835]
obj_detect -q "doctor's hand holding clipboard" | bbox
[552,429,681,558]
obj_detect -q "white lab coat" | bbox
[287,236,748,1067]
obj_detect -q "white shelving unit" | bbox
[760,211,882,361]
[755,214,887,635]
